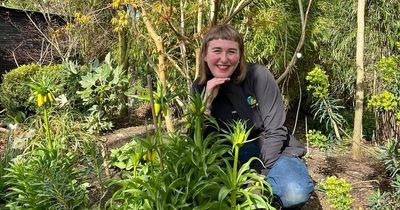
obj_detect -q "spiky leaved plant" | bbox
[106,93,274,209]
[28,78,55,150]
[5,78,91,209]
[306,65,345,141]
[219,120,275,209]
[106,93,230,209]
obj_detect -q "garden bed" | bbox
[98,122,392,210]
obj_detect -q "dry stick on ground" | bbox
[292,71,302,135]
[349,180,380,190]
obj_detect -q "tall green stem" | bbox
[195,116,203,148]
[43,106,52,150]
[231,146,239,208]
[156,128,164,171]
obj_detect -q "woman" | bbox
[192,24,314,209]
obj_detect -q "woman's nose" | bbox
[220,52,228,62]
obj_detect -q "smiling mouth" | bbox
[217,65,230,70]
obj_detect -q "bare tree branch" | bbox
[222,0,253,24]
[25,12,65,61]
[277,0,313,84]
[211,0,221,26]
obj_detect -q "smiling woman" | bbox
[192,24,314,209]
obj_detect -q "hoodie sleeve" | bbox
[249,64,289,175]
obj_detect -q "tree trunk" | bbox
[141,3,174,132]
[352,0,366,160]
[118,30,129,117]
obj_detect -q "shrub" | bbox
[306,65,330,100]
[306,65,345,141]
[368,91,398,112]
[77,53,130,133]
[306,129,329,150]
[368,171,400,210]
[58,61,89,110]
[0,64,63,119]
[5,145,90,209]
[319,176,353,210]
[368,189,396,210]
[378,139,400,177]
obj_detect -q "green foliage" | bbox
[376,56,399,84]
[310,0,357,102]
[393,174,400,202]
[378,139,400,177]
[110,140,142,171]
[0,64,63,119]
[319,176,353,210]
[0,126,20,205]
[241,1,300,74]
[106,94,274,209]
[1,80,106,209]
[310,0,400,103]
[306,65,345,140]
[368,189,397,210]
[219,120,273,209]
[5,145,89,209]
[367,54,400,142]
[306,65,330,100]
[306,129,329,150]
[312,96,345,135]
[368,91,398,112]
[368,56,400,115]
[131,81,182,129]
[60,61,90,109]
[2,107,105,209]
[77,53,130,133]
[340,109,376,141]
[368,174,400,210]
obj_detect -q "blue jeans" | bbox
[239,144,314,209]
[266,155,314,209]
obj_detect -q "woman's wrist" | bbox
[204,106,211,115]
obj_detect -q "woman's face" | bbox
[204,39,240,78]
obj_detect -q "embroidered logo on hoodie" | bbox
[247,96,257,107]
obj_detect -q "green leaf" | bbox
[218,186,231,202]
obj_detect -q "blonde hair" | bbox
[198,24,247,85]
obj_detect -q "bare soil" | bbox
[302,146,390,210]
[285,111,392,210]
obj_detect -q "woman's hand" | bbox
[203,77,230,115]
